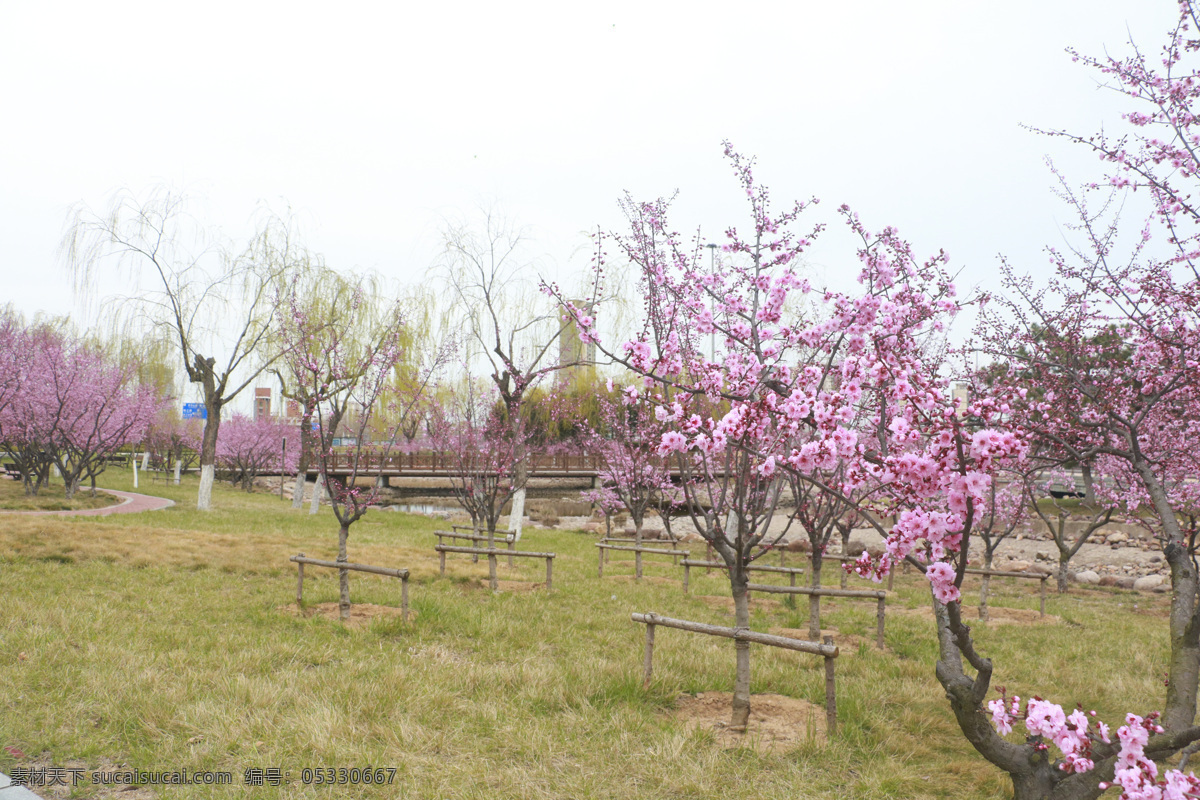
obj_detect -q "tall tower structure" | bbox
[557,300,597,387]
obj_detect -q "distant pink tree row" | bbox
[0,310,165,498]
[215,414,298,491]
[576,380,674,578]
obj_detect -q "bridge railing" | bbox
[314,450,609,474]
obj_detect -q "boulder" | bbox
[1116,577,1136,590]
[1008,560,1031,573]
[1098,576,1118,587]
[1074,570,1100,585]
[680,532,706,544]
[844,539,882,559]
[1106,531,1129,545]
[786,539,812,553]
[1133,574,1165,591]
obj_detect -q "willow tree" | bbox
[64,191,298,510]
[435,210,614,540]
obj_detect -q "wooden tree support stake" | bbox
[434,545,556,591]
[643,622,656,688]
[824,635,838,735]
[746,583,888,649]
[296,552,305,605]
[631,611,839,739]
[290,554,410,621]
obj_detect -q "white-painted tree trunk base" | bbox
[141,452,150,471]
[508,488,526,542]
[292,475,306,509]
[173,460,181,485]
[132,458,138,489]
[197,464,214,510]
[310,473,324,515]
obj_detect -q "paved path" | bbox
[0,489,174,517]
[0,771,43,799]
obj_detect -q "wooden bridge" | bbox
[295,451,609,481]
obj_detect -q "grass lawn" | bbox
[0,476,121,511]
[0,468,1171,798]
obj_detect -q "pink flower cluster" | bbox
[1101,714,1200,800]
[989,693,1200,799]
[988,692,1108,774]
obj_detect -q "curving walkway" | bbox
[0,489,174,517]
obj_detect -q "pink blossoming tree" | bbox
[548,145,1020,731]
[276,273,426,621]
[965,4,1200,796]
[578,379,674,579]
[429,377,529,588]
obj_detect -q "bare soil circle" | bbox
[671,691,826,752]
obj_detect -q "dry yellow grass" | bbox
[0,468,1174,799]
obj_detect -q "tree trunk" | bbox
[1057,552,1071,594]
[509,487,526,541]
[197,464,214,509]
[730,565,751,731]
[293,401,314,509]
[1133,458,1200,733]
[634,511,644,581]
[292,473,308,509]
[63,475,80,500]
[930,598,1105,800]
[196,403,220,511]
[508,406,527,542]
[840,527,851,589]
[809,550,824,640]
[309,473,324,515]
[487,519,498,589]
[980,551,993,622]
[291,446,308,509]
[1081,463,1095,505]
[337,523,351,621]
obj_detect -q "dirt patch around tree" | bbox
[671,691,826,751]
[456,578,547,594]
[278,602,414,627]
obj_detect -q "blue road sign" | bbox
[182,403,207,420]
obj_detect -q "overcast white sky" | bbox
[0,0,1179,338]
